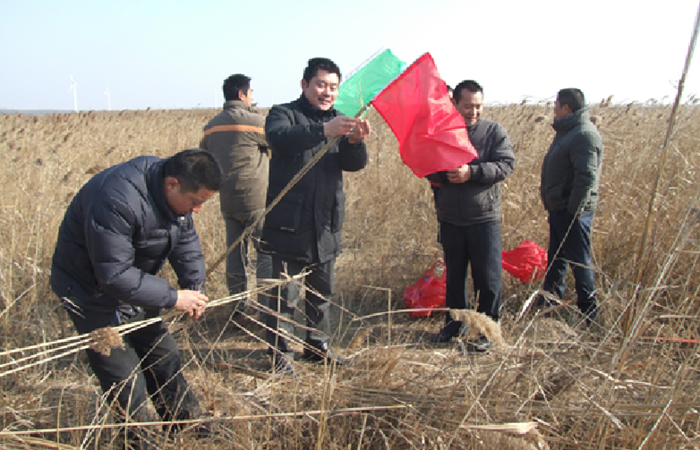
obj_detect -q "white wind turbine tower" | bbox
[69,75,78,112]
[104,87,111,111]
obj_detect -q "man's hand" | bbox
[348,119,370,144]
[324,116,360,138]
[447,164,471,183]
[174,289,209,320]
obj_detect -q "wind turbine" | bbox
[69,75,78,112]
[104,87,111,111]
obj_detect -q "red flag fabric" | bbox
[370,53,478,178]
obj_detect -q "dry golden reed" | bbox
[449,309,506,348]
[88,327,124,357]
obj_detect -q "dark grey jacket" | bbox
[262,95,367,264]
[50,156,206,314]
[540,108,603,214]
[200,101,270,214]
[430,119,515,227]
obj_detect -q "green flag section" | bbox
[335,49,407,117]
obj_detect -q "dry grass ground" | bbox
[0,101,699,449]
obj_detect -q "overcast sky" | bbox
[1,0,698,111]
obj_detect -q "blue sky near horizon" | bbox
[1,0,698,111]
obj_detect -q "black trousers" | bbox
[223,208,272,297]
[542,210,597,318]
[66,305,201,425]
[264,258,334,353]
[440,220,502,322]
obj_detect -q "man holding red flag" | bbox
[429,80,515,349]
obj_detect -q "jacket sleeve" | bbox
[338,137,368,172]
[86,198,178,309]
[265,105,326,157]
[253,119,271,157]
[468,124,515,184]
[567,130,602,214]
[167,216,207,291]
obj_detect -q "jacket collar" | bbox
[552,107,590,133]
[146,159,181,222]
[296,94,337,121]
[223,100,255,112]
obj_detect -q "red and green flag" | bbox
[335,49,407,117]
[370,52,477,178]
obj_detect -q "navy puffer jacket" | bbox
[50,156,206,314]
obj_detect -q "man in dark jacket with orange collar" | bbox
[201,74,271,313]
[51,149,222,448]
[262,57,370,374]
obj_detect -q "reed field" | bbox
[0,100,699,449]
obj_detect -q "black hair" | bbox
[163,149,223,193]
[223,74,251,102]
[452,80,483,104]
[302,57,342,84]
[557,88,586,113]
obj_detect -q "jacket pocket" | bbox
[265,191,304,233]
[331,190,345,233]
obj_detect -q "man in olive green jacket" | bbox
[539,88,603,323]
[200,74,271,311]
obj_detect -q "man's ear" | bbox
[451,98,457,107]
[301,79,307,90]
[164,176,180,193]
[237,89,245,101]
[564,104,573,115]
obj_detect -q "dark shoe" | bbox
[185,424,218,439]
[581,304,598,325]
[168,423,218,440]
[114,427,161,450]
[466,335,491,353]
[301,341,348,366]
[271,352,297,376]
[434,320,463,343]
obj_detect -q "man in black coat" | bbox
[262,57,370,374]
[50,149,222,447]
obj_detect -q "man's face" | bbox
[302,69,339,111]
[240,87,253,106]
[553,98,571,119]
[453,90,483,126]
[164,178,216,215]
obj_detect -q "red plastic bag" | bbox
[502,240,548,284]
[403,260,447,318]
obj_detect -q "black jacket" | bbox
[262,95,367,263]
[50,156,206,314]
[540,108,603,214]
[429,119,515,227]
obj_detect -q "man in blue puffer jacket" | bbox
[539,88,603,323]
[51,149,222,447]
